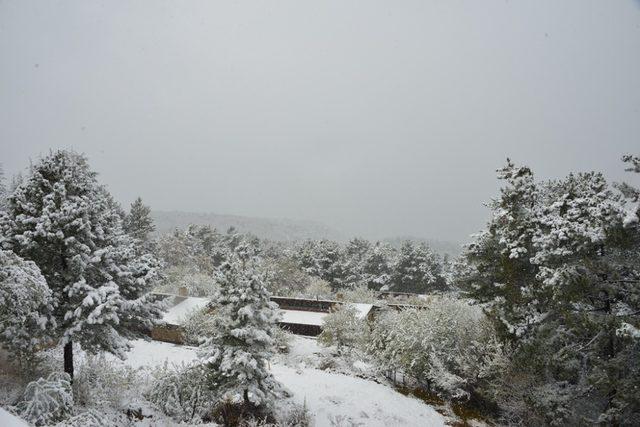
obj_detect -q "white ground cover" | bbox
[162,296,210,325]
[115,337,446,427]
[0,407,29,427]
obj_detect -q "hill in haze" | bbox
[151,211,462,257]
[152,210,345,242]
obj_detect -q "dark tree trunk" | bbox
[243,388,250,407]
[64,341,74,380]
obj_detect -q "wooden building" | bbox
[150,293,375,342]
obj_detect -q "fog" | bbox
[1,0,639,243]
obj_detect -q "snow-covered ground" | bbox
[0,407,29,427]
[116,337,446,427]
[272,364,444,427]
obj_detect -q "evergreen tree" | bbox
[361,241,393,290]
[0,150,163,379]
[124,197,155,242]
[199,245,283,411]
[0,249,55,359]
[296,239,344,289]
[0,163,6,211]
[390,241,446,293]
[341,238,372,288]
[461,158,640,424]
[461,159,540,338]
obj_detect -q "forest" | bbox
[0,150,638,426]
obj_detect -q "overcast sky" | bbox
[2,1,640,242]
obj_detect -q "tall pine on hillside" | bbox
[460,158,640,424]
[125,197,155,242]
[0,150,163,378]
[199,245,283,412]
[390,241,446,293]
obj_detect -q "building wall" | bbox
[278,322,323,337]
[270,296,336,312]
[151,324,184,344]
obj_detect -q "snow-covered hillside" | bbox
[116,338,446,427]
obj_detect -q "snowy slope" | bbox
[0,408,29,427]
[272,365,445,427]
[116,339,446,427]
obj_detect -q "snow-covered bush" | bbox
[297,277,333,300]
[263,256,311,297]
[318,305,364,351]
[73,355,142,409]
[16,372,73,426]
[272,326,293,353]
[275,402,312,426]
[146,362,214,423]
[338,285,378,303]
[54,409,113,427]
[0,250,54,360]
[181,306,218,346]
[155,265,218,297]
[366,297,507,399]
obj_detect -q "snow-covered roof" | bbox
[350,303,374,320]
[279,303,373,326]
[279,309,328,326]
[162,296,210,325]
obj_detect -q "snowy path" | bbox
[119,339,446,426]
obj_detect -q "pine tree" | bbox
[0,163,7,211]
[460,158,640,424]
[295,239,344,289]
[390,241,446,293]
[0,249,55,359]
[199,245,283,411]
[361,241,393,290]
[0,150,163,379]
[124,197,155,242]
[461,160,541,338]
[341,238,372,288]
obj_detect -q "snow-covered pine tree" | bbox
[295,239,345,289]
[341,238,372,288]
[124,197,155,242]
[461,158,640,424]
[0,249,54,359]
[389,241,446,293]
[0,163,7,211]
[199,244,283,411]
[0,150,164,379]
[461,159,540,338]
[616,154,640,228]
[361,241,393,290]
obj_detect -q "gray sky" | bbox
[2,1,640,243]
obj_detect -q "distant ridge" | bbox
[151,211,462,255]
[383,236,462,258]
[152,210,345,242]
